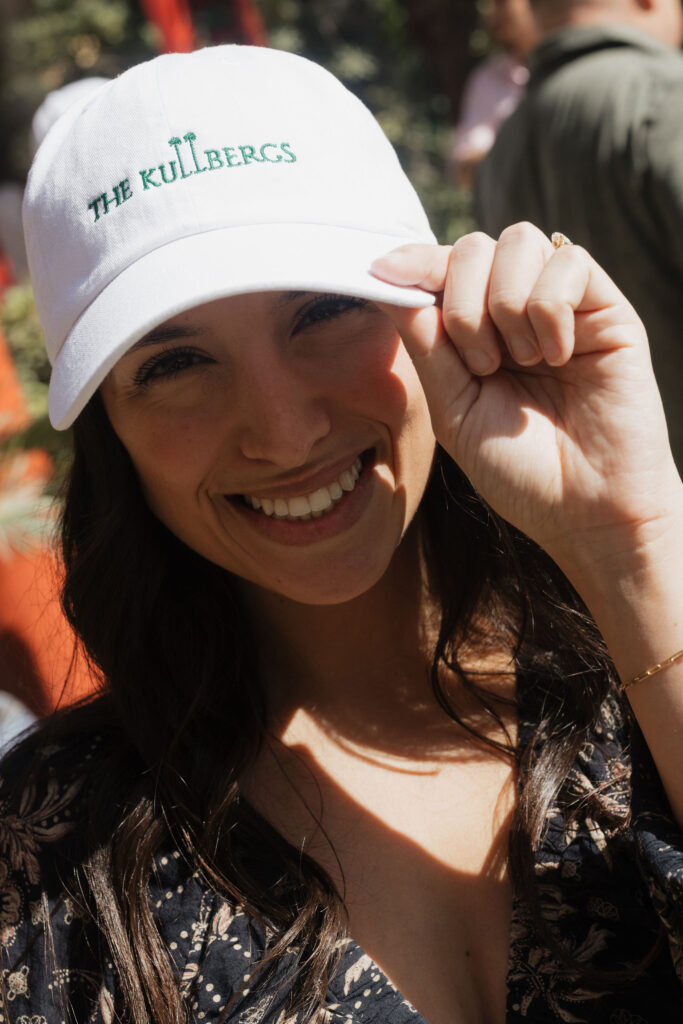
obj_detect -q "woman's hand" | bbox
[374,223,683,826]
[372,223,683,580]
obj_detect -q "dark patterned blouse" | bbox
[0,677,681,1024]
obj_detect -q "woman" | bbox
[1,44,681,1024]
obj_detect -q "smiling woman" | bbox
[1,43,682,1024]
[100,289,433,604]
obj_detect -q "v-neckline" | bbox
[324,903,521,1024]
[320,674,543,1024]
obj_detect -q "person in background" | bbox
[0,78,109,286]
[451,0,539,187]
[475,0,683,470]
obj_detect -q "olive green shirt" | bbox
[475,25,683,468]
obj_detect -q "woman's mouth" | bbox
[242,455,365,522]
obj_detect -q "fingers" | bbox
[372,223,640,377]
[373,302,479,438]
[488,225,554,364]
[526,241,641,361]
[372,234,502,377]
[371,243,476,413]
[441,233,503,376]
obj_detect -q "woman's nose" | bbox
[235,355,332,466]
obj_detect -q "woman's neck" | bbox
[240,528,515,763]
[241,527,444,749]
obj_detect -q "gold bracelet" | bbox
[620,649,683,693]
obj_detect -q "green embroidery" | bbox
[184,132,208,174]
[140,167,161,190]
[260,143,283,163]
[205,149,224,170]
[159,162,178,185]
[86,132,298,222]
[87,179,133,221]
[238,145,263,165]
[222,147,241,167]
[87,198,101,221]
[168,137,193,179]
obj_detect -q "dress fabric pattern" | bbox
[0,677,681,1023]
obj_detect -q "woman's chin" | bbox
[243,554,394,608]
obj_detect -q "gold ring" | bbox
[551,232,572,249]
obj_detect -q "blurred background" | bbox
[0,0,503,734]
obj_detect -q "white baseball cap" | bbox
[23,45,436,430]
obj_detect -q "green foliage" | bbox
[0,451,57,555]
[2,0,153,179]
[9,0,129,66]
[262,0,475,242]
[1,283,49,420]
[0,284,72,496]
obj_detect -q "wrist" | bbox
[555,511,683,686]
[550,494,683,606]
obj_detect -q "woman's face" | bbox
[101,290,435,605]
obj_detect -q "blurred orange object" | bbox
[233,0,268,46]
[0,294,93,714]
[141,0,195,53]
[0,258,13,294]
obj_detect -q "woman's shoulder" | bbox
[0,711,105,832]
[0,718,102,1005]
[0,718,100,881]
[0,714,264,1018]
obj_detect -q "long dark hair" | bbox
[5,390,627,1021]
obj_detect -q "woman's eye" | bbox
[133,347,212,387]
[293,294,370,333]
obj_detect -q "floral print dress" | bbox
[0,676,681,1023]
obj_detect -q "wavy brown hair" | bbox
[3,390,629,1022]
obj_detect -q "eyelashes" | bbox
[131,293,372,388]
[292,293,370,333]
[132,346,212,388]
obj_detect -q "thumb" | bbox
[371,245,477,441]
[376,301,477,444]
[371,245,476,428]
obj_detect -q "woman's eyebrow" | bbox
[129,324,203,353]
[272,290,306,309]
[129,292,307,354]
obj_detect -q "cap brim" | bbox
[48,222,436,429]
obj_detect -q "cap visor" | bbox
[48,222,436,429]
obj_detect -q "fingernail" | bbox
[541,336,563,365]
[463,349,496,375]
[509,334,539,365]
[370,251,411,276]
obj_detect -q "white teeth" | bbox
[244,455,366,521]
[288,495,312,517]
[309,486,333,513]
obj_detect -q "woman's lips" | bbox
[244,456,363,521]
[224,451,376,546]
